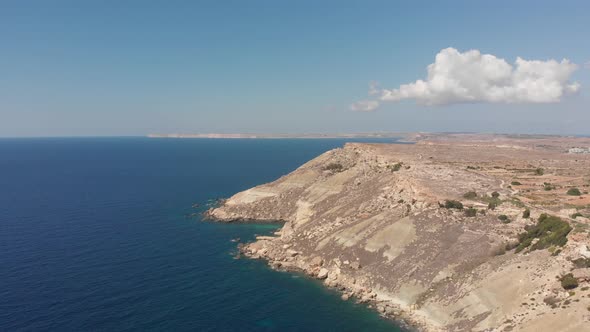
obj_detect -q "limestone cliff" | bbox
[207,141,590,332]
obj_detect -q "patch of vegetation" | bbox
[544,183,555,191]
[511,181,522,186]
[444,200,464,209]
[543,296,560,307]
[572,257,590,269]
[463,191,478,199]
[567,188,582,196]
[571,212,583,219]
[523,209,531,219]
[323,163,344,172]
[560,273,579,290]
[535,168,544,176]
[514,214,572,253]
[466,165,478,170]
[548,245,563,256]
[465,207,477,217]
[386,162,403,172]
[480,194,503,210]
[498,215,510,223]
[491,191,500,198]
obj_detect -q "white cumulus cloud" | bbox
[352,47,580,110]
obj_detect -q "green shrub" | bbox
[523,209,531,218]
[511,181,522,185]
[515,214,572,253]
[388,162,402,172]
[463,191,477,199]
[480,193,502,209]
[498,215,510,223]
[567,188,582,196]
[544,183,555,191]
[491,191,500,198]
[560,273,579,290]
[444,200,463,209]
[324,163,344,172]
[535,168,544,175]
[465,207,477,217]
[571,212,583,219]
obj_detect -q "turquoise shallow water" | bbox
[0,137,406,331]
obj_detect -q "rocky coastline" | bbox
[205,136,590,332]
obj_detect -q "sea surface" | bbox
[0,137,406,332]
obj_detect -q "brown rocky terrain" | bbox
[206,135,590,332]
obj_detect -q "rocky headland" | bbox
[206,135,590,332]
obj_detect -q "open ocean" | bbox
[0,137,406,332]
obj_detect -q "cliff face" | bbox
[207,141,590,332]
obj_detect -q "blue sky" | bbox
[1,0,589,136]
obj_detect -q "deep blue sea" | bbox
[0,138,405,332]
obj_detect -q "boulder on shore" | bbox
[317,268,329,279]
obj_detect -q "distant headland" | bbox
[204,133,590,331]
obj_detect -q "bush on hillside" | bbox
[463,191,477,199]
[465,207,477,217]
[523,209,531,219]
[444,200,463,209]
[323,163,344,172]
[515,214,572,253]
[560,273,579,290]
[567,188,582,196]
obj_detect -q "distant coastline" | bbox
[147,133,410,139]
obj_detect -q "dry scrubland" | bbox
[206,134,590,332]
